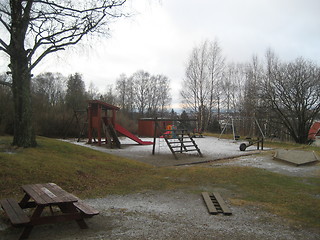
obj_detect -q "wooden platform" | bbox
[274,149,319,166]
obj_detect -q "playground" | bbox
[71,136,261,167]
[65,100,319,171]
[67,136,319,177]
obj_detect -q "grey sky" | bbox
[1,0,319,107]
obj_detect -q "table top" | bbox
[21,183,78,205]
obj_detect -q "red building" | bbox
[138,118,172,137]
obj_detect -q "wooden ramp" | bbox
[274,149,319,166]
[201,192,232,215]
[102,120,121,148]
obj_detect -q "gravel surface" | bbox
[1,191,319,240]
[66,137,263,167]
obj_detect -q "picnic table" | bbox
[0,183,99,239]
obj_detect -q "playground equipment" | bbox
[162,129,203,159]
[87,100,152,148]
[219,116,265,141]
[239,137,264,151]
[219,117,238,140]
[142,117,202,159]
[63,110,87,141]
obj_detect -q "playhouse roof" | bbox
[88,100,120,110]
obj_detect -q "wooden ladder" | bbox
[163,129,203,159]
[102,120,121,148]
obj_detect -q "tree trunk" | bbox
[9,0,37,147]
[11,54,37,147]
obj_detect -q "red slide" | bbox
[115,123,153,145]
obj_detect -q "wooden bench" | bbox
[0,198,30,226]
[73,201,99,218]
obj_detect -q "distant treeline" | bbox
[0,70,174,137]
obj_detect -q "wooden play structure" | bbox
[162,128,203,159]
[87,100,152,148]
[139,117,203,159]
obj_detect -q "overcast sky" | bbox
[1,0,320,108]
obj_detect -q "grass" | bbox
[0,136,319,229]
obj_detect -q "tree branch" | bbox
[0,15,10,32]
[0,80,12,88]
[0,38,8,54]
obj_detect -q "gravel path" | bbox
[1,191,319,240]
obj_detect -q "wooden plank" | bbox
[0,198,30,225]
[33,183,59,204]
[22,184,50,205]
[212,192,232,215]
[201,192,218,214]
[74,201,99,217]
[46,183,78,202]
[22,183,77,205]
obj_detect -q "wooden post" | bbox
[112,109,116,126]
[97,105,101,146]
[152,117,158,155]
[88,104,92,144]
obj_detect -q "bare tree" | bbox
[116,73,128,110]
[32,72,65,106]
[242,56,263,117]
[181,40,225,131]
[87,82,100,100]
[0,0,128,147]
[206,40,225,123]
[115,71,171,117]
[156,74,171,116]
[264,56,320,143]
[101,84,116,105]
[132,70,150,116]
[222,63,245,114]
[181,41,208,131]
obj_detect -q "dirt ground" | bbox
[1,137,319,239]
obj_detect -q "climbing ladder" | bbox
[163,129,203,159]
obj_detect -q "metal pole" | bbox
[231,118,236,140]
[219,118,229,139]
[255,117,265,139]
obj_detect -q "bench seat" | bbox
[73,201,99,218]
[0,198,30,226]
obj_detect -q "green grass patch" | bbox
[0,136,319,228]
